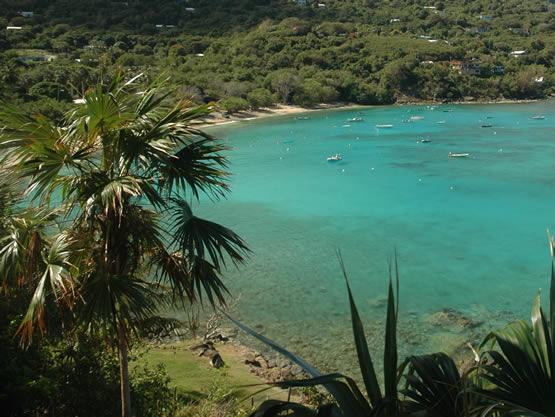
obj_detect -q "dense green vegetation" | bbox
[0,0,552,117]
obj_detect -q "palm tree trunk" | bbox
[118,327,132,417]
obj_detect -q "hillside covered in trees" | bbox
[0,0,553,117]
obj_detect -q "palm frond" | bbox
[402,353,470,417]
[78,273,162,341]
[170,198,250,271]
[157,138,231,200]
[16,231,78,344]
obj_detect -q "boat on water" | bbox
[376,124,394,128]
[402,119,413,123]
[531,115,545,120]
[327,154,342,162]
[410,116,424,120]
[348,117,363,122]
[296,116,310,120]
[481,124,493,128]
[437,120,446,124]
[417,139,432,144]
[448,152,469,158]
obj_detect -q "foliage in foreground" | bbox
[233,245,555,417]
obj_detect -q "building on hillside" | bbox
[18,56,45,62]
[494,65,504,74]
[478,15,492,21]
[6,26,22,30]
[390,18,401,23]
[185,7,195,12]
[511,28,530,36]
[293,0,307,5]
[450,59,481,75]
[19,11,34,17]
[468,27,487,33]
[510,50,527,56]
[317,3,326,7]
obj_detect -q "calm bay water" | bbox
[197,101,555,376]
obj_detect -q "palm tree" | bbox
[0,71,249,417]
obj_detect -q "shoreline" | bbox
[201,98,545,128]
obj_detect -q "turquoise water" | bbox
[197,101,555,376]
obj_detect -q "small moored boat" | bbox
[327,154,342,162]
[481,124,493,128]
[448,152,469,158]
[348,117,363,122]
[417,139,432,144]
[531,115,545,120]
[376,124,394,128]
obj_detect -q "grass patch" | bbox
[139,340,289,404]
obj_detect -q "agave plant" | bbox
[475,233,555,417]
[226,252,405,417]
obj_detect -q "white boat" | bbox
[327,154,342,162]
[417,139,432,144]
[437,120,446,124]
[348,117,363,122]
[448,152,469,158]
[376,124,394,128]
[410,116,424,120]
[531,115,545,120]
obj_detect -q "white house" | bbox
[6,26,22,30]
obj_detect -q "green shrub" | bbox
[220,97,249,113]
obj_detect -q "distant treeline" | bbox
[0,0,552,117]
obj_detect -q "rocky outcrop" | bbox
[428,308,483,330]
[189,340,225,368]
[188,329,307,380]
